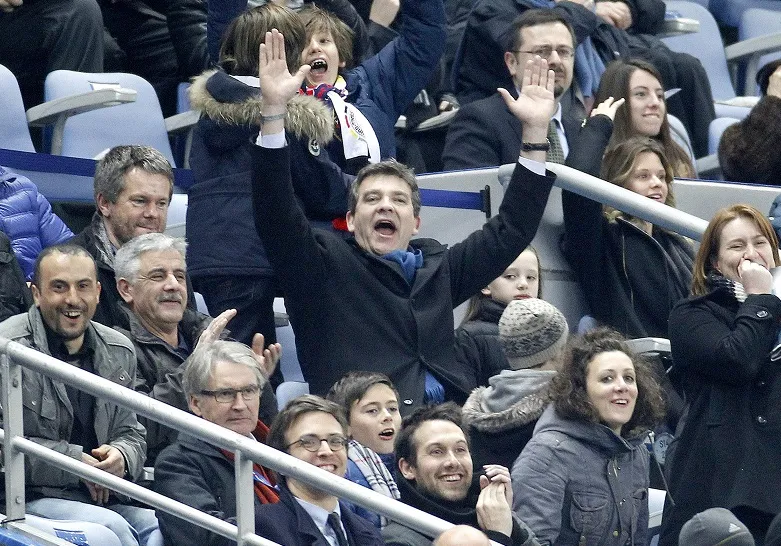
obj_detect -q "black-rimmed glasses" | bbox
[286,434,348,452]
[198,385,260,403]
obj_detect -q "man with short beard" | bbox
[70,145,198,330]
[384,403,538,546]
[0,244,160,545]
[442,10,584,171]
[113,232,279,463]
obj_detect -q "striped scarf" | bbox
[347,440,400,527]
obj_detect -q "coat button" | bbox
[757,380,767,388]
[757,310,769,318]
[31,400,36,406]
[757,415,767,424]
[119,374,126,381]
[403,399,413,405]
[613,530,619,537]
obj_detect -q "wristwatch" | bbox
[521,139,551,152]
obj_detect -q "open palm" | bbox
[498,57,556,128]
[258,29,311,109]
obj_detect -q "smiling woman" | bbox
[562,136,694,340]
[511,328,664,546]
[659,205,781,544]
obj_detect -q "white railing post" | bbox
[234,449,256,546]
[1,350,26,521]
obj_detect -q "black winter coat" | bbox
[562,115,694,338]
[252,144,555,413]
[659,289,781,544]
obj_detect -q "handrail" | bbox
[0,338,478,545]
[497,162,710,241]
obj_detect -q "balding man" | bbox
[434,526,491,546]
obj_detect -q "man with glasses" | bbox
[258,395,384,546]
[113,232,279,463]
[443,9,585,170]
[153,339,282,545]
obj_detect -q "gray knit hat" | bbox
[499,298,568,370]
[679,508,755,546]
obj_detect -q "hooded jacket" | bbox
[511,405,649,546]
[186,0,445,280]
[0,165,73,280]
[463,369,555,470]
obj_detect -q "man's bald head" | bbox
[433,526,491,546]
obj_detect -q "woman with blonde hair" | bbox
[659,204,781,545]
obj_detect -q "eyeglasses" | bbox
[514,46,575,60]
[199,385,260,403]
[286,434,349,452]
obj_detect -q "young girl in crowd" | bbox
[592,58,696,178]
[563,134,694,339]
[463,297,568,471]
[327,372,402,527]
[455,247,541,385]
[660,205,781,544]
[512,327,665,545]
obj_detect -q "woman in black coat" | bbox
[659,204,781,545]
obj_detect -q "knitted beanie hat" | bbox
[499,298,568,370]
[679,508,755,546]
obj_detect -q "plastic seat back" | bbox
[663,1,737,101]
[0,64,36,153]
[43,70,176,165]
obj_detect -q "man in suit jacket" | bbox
[261,395,385,546]
[442,10,584,171]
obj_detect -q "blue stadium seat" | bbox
[0,64,36,153]
[710,0,781,27]
[738,8,781,94]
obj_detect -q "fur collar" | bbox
[462,376,553,434]
[189,69,334,145]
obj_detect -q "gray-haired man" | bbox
[114,232,278,463]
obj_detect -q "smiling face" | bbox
[189,360,260,435]
[585,351,638,435]
[285,411,348,477]
[348,384,402,455]
[628,69,666,137]
[506,22,574,99]
[301,29,345,86]
[32,252,101,354]
[97,168,171,248]
[399,420,473,502]
[346,174,421,255]
[482,248,540,305]
[120,249,188,336]
[623,151,669,204]
[714,216,777,283]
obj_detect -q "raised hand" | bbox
[590,96,626,121]
[739,258,773,295]
[251,333,282,379]
[498,56,556,131]
[258,29,311,112]
[195,308,237,349]
[476,467,513,537]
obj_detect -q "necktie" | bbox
[547,119,565,164]
[327,512,349,546]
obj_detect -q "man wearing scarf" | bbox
[384,403,538,546]
[153,340,280,545]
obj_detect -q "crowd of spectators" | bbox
[1,0,781,545]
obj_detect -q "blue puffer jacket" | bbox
[0,166,74,280]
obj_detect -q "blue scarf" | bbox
[382,248,423,284]
[528,0,605,97]
[381,248,444,402]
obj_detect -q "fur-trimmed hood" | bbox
[189,69,334,145]
[462,369,555,434]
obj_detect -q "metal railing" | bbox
[498,161,711,241]
[0,339,470,546]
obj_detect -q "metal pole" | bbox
[1,348,25,522]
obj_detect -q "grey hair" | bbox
[183,340,266,397]
[94,145,174,206]
[114,233,187,283]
